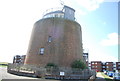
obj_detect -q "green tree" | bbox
[71,60,87,70]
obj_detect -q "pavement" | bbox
[0,67,38,80]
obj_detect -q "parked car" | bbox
[107,71,114,77]
[113,72,120,81]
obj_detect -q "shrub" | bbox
[45,63,57,68]
[71,60,87,70]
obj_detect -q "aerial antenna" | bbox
[59,0,64,6]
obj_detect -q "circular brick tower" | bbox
[24,5,83,67]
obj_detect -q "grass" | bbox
[101,72,113,81]
[0,65,7,67]
[0,62,8,67]
[0,62,8,64]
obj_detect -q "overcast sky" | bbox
[0,0,119,63]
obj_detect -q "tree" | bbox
[71,60,87,70]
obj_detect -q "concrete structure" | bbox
[83,53,89,67]
[91,61,102,72]
[13,55,26,64]
[21,55,26,64]
[105,62,113,71]
[24,5,83,68]
[102,62,106,71]
[116,62,120,72]
[90,61,120,72]
[13,55,21,64]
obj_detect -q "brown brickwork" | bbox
[24,18,83,67]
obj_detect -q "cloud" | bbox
[104,0,119,2]
[100,33,119,46]
[74,0,104,11]
[89,52,118,62]
[83,43,118,62]
[91,54,118,62]
[62,0,104,15]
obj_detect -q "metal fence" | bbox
[7,63,96,80]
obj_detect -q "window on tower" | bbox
[48,36,52,42]
[39,48,45,55]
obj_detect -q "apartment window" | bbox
[48,36,52,42]
[106,63,109,65]
[103,66,105,68]
[118,63,120,65]
[106,66,109,68]
[55,14,58,17]
[92,66,94,68]
[39,48,44,55]
[60,14,64,18]
[62,9,65,12]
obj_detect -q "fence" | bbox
[7,63,96,80]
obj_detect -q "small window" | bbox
[48,36,52,42]
[39,48,44,55]
[106,66,109,68]
[62,9,65,12]
[55,14,58,17]
[92,66,94,68]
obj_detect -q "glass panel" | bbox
[41,48,44,51]
[48,36,52,42]
[39,48,44,54]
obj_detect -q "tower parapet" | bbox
[43,5,75,21]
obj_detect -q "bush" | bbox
[71,60,87,70]
[45,63,57,68]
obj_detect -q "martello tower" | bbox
[24,5,83,67]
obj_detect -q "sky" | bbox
[0,0,119,63]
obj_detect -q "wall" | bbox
[24,17,83,67]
